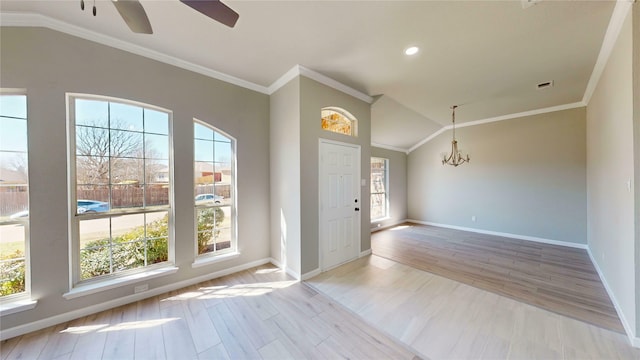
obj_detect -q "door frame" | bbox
[318,138,362,272]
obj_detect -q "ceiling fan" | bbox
[80,0,239,34]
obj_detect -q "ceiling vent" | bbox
[522,0,543,9]
[537,80,554,90]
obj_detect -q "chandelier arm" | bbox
[441,105,469,167]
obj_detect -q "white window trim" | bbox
[193,119,238,260]
[63,266,178,300]
[192,251,240,268]
[67,94,175,289]
[0,90,32,303]
[0,298,37,316]
[370,157,389,222]
[321,106,358,137]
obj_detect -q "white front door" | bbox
[319,140,361,270]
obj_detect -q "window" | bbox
[321,107,357,136]
[194,121,235,258]
[0,93,29,298]
[370,157,388,221]
[69,95,172,284]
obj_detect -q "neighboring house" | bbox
[0,167,27,191]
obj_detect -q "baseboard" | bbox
[359,249,372,257]
[586,248,640,348]
[284,266,301,280]
[301,268,321,280]
[0,257,272,341]
[370,219,409,233]
[269,257,283,269]
[283,267,321,281]
[407,220,588,250]
[269,258,301,280]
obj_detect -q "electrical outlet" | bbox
[134,284,149,294]
[471,215,476,222]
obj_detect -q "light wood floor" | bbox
[307,255,640,360]
[0,265,417,360]
[371,223,624,333]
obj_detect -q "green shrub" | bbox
[0,253,25,296]
[197,207,225,254]
[80,214,170,280]
[1,210,226,287]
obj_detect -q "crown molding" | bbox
[406,0,631,154]
[267,64,373,103]
[1,12,374,104]
[407,101,586,154]
[455,101,586,129]
[0,12,269,94]
[408,128,448,154]
[582,0,633,104]
[267,65,302,94]
[297,65,373,104]
[371,142,410,154]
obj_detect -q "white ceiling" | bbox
[0,0,617,151]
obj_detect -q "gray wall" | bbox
[586,9,637,338]
[408,107,587,244]
[370,147,407,230]
[269,78,301,275]
[1,28,270,331]
[299,76,371,274]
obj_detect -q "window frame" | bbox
[67,94,175,288]
[321,107,358,137]
[370,157,389,222]
[0,90,32,304]
[193,119,237,261]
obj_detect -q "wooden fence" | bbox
[0,191,28,217]
[1,184,231,217]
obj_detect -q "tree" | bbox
[75,119,165,186]
[76,119,142,186]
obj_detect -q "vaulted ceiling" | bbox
[0,0,616,151]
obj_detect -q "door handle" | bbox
[355,207,360,211]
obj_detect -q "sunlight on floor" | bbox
[254,267,281,274]
[99,318,179,332]
[390,225,411,231]
[59,318,180,335]
[60,324,109,334]
[160,279,298,302]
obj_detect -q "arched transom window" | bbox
[321,107,357,137]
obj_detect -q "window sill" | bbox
[0,299,37,316]
[371,216,391,223]
[192,252,240,268]
[63,266,179,300]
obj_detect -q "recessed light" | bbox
[404,46,419,56]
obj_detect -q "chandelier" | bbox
[442,105,470,166]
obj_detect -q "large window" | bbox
[194,121,235,258]
[0,93,29,298]
[370,157,389,221]
[69,95,172,283]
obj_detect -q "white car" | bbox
[195,194,223,204]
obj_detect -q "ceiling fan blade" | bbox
[180,0,239,28]
[111,0,153,34]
